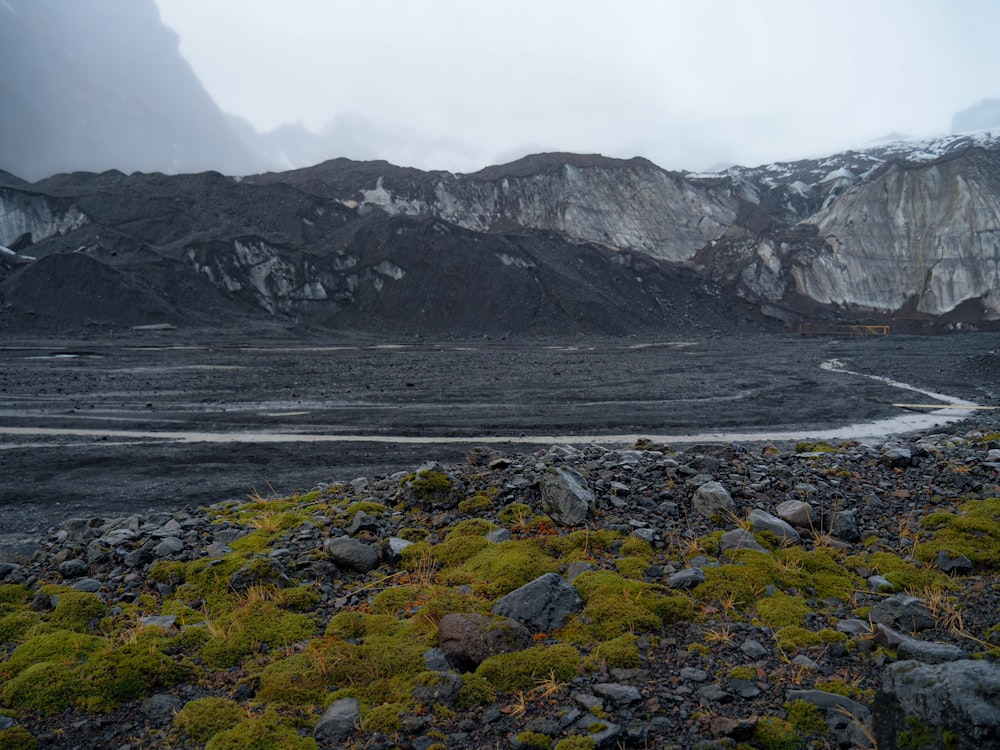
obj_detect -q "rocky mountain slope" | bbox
[2,133,999,335]
[252,133,1000,330]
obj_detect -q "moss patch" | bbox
[475,644,580,692]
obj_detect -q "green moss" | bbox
[584,634,641,669]
[149,559,188,585]
[553,738,596,750]
[773,626,846,651]
[458,493,493,514]
[755,594,812,629]
[457,672,496,707]
[441,539,557,596]
[200,598,316,669]
[1,661,81,714]
[205,709,317,750]
[315,618,433,705]
[475,644,580,692]
[786,699,828,736]
[256,652,328,705]
[0,726,38,750]
[1,628,103,675]
[542,529,620,561]
[753,715,801,750]
[850,552,950,592]
[915,497,1000,570]
[0,610,41,642]
[42,587,107,632]
[616,556,651,580]
[498,502,535,525]
[795,440,837,453]
[726,665,756,681]
[361,702,405,734]
[0,585,31,606]
[344,501,389,516]
[620,536,654,559]
[174,697,244,743]
[515,730,553,749]
[564,570,691,642]
[432,532,490,568]
[78,638,190,711]
[398,469,458,510]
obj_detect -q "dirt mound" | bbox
[0,252,179,331]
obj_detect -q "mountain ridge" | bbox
[1,132,999,336]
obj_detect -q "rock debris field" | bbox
[0,330,998,749]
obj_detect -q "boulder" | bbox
[539,467,593,526]
[869,595,935,632]
[492,572,582,633]
[691,481,735,519]
[667,567,706,589]
[437,612,532,668]
[775,499,817,529]
[324,536,381,573]
[873,659,1000,750]
[747,509,801,545]
[314,697,361,742]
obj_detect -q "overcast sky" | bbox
[155,0,1000,173]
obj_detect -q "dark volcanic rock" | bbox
[491,572,583,633]
[873,659,1000,750]
[437,613,533,669]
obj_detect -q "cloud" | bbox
[155,0,1000,172]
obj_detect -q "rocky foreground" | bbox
[1,425,999,749]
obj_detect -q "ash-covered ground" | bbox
[1,328,997,535]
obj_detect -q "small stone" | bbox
[697,683,733,703]
[386,537,413,561]
[140,615,177,630]
[72,578,103,593]
[868,574,895,593]
[57,559,89,578]
[593,682,642,706]
[667,567,706,589]
[485,528,511,543]
[935,550,974,575]
[740,639,768,658]
[681,667,708,682]
[154,536,184,557]
[346,510,378,536]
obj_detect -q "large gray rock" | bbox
[314,697,361,742]
[775,500,817,529]
[539,467,593,526]
[873,659,1000,750]
[747,509,801,545]
[667,567,706,589]
[324,536,381,573]
[869,595,935,632]
[438,612,532,668]
[691,481,735,519]
[492,572,582,633]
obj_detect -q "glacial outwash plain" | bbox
[1,134,1000,749]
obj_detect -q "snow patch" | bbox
[495,252,534,269]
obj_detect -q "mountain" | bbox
[1,133,998,335]
[0,0,265,180]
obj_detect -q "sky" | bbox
[154,0,1000,173]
